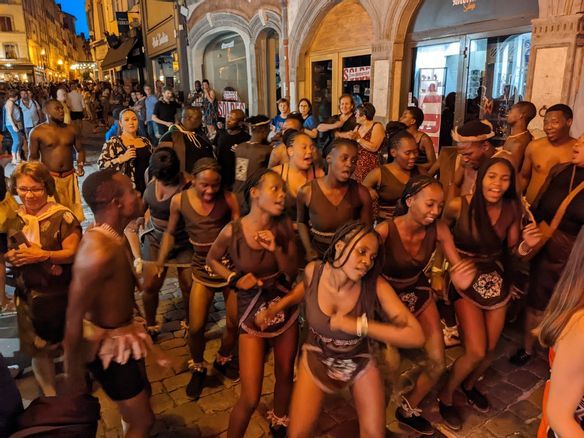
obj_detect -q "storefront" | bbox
[146,16,179,90]
[304,0,373,121]
[0,62,34,83]
[101,37,146,85]
[404,0,539,148]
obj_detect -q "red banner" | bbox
[218,100,246,118]
[343,66,371,82]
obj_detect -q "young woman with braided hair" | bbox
[376,175,476,435]
[156,158,240,399]
[206,168,298,438]
[254,221,424,437]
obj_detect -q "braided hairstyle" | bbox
[322,221,384,319]
[192,157,221,176]
[394,175,443,217]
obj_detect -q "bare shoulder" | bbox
[75,231,115,268]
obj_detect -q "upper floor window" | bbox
[4,43,18,59]
[0,16,14,32]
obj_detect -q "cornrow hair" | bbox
[282,129,301,147]
[192,157,221,176]
[394,175,442,217]
[241,167,278,215]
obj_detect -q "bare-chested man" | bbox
[519,104,576,204]
[502,101,536,170]
[64,169,155,437]
[29,99,86,222]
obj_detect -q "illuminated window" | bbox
[3,43,18,59]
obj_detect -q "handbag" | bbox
[523,179,584,261]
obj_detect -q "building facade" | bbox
[186,0,583,135]
[0,0,33,82]
[21,0,92,83]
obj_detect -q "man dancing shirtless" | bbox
[519,104,576,204]
[64,170,155,437]
[29,99,85,221]
[502,101,536,170]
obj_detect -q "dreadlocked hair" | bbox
[394,175,442,216]
[322,221,384,321]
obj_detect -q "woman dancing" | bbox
[136,148,192,339]
[376,175,475,435]
[157,158,240,399]
[297,138,372,261]
[363,129,421,221]
[437,158,541,429]
[255,221,424,437]
[207,168,299,438]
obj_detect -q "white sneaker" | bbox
[443,323,461,347]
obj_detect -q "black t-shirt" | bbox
[153,100,181,127]
[535,164,584,237]
[159,129,214,174]
[232,141,272,204]
[214,129,251,190]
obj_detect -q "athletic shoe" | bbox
[509,348,532,366]
[395,396,434,435]
[461,386,489,413]
[442,322,461,347]
[438,400,462,431]
[213,358,240,381]
[186,368,207,400]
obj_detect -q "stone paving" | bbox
[1,122,548,437]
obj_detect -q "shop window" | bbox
[342,55,371,108]
[312,60,333,122]
[0,16,14,32]
[3,43,18,59]
[203,32,248,105]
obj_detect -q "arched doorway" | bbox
[202,32,249,110]
[401,0,539,148]
[303,0,374,121]
[255,28,280,116]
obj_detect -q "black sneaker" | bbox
[186,368,207,400]
[509,348,532,366]
[461,386,489,413]
[438,400,462,431]
[213,359,240,381]
[395,406,434,436]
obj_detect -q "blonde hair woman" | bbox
[537,228,584,437]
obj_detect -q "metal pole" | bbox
[175,1,190,99]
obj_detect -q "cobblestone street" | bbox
[0,123,548,437]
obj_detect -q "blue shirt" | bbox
[105,122,120,141]
[271,114,287,132]
[145,95,159,122]
[303,115,317,130]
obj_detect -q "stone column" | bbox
[369,38,393,122]
[526,6,583,130]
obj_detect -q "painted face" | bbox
[456,141,487,170]
[16,175,48,212]
[328,144,358,182]
[481,161,512,204]
[298,101,310,117]
[114,173,144,220]
[407,183,444,226]
[572,134,584,167]
[120,110,138,134]
[391,136,418,170]
[253,172,286,216]
[278,101,289,114]
[335,231,379,282]
[544,111,572,142]
[194,169,221,202]
[288,133,314,171]
[339,96,354,115]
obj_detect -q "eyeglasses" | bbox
[16,186,45,195]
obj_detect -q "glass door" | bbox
[342,54,371,107]
[311,59,334,122]
[464,33,531,142]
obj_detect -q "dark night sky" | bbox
[59,0,89,37]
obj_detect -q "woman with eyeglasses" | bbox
[98,108,154,195]
[5,161,81,397]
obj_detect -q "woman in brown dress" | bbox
[157,158,240,400]
[207,168,299,438]
[363,129,421,221]
[297,138,373,261]
[400,106,436,170]
[5,162,81,396]
[352,103,386,183]
[376,175,475,435]
[254,222,424,437]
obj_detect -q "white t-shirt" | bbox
[67,90,84,112]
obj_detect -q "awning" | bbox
[101,38,137,70]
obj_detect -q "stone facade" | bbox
[186,0,583,131]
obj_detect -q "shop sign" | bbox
[221,40,235,50]
[116,12,130,34]
[218,101,246,118]
[452,0,477,12]
[223,90,239,101]
[147,18,177,57]
[152,32,170,49]
[343,66,371,82]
